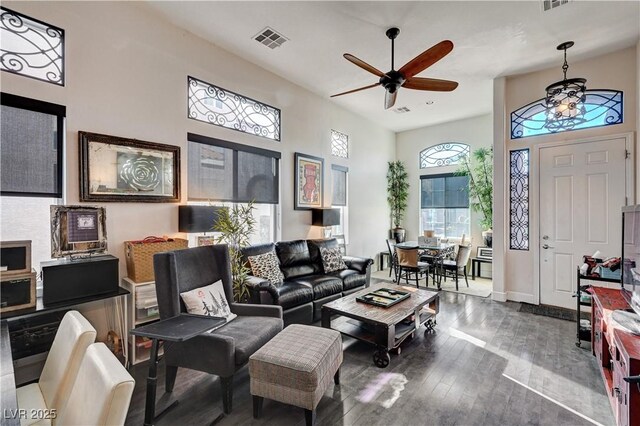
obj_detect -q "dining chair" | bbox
[16,310,97,426]
[395,246,430,288]
[441,244,472,290]
[385,238,398,280]
[56,343,135,426]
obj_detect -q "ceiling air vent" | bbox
[253,27,288,49]
[394,106,411,114]
[542,0,572,12]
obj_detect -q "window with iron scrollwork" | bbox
[0,8,64,86]
[511,90,622,139]
[510,149,529,250]
[419,143,470,169]
[188,76,281,141]
[331,130,348,159]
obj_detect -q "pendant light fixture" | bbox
[544,41,587,132]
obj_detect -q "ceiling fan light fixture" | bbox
[544,41,587,131]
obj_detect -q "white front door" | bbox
[539,137,628,308]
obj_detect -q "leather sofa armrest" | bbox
[230,303,283,319]
[245,275,279,301]
[343,256,374,274]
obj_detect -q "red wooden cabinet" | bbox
[591,287,640,426]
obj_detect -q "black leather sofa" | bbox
[241,238,373,325]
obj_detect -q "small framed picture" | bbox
[294,152,324,210]
[197,236,217,247]
[476,246,493,260]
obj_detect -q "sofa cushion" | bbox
[307,239,338,274]
[276,240,315,279]
[248,251,284,285]
[213,315,283,366]
[326,269,367,291]
[288,275,343,299]
[320,247,347,273]
[272,281,314,309]
[241,243,276,266]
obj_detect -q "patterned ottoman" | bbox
[249,324,343,426]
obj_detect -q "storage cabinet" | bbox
[121,277,162,365]
[591,287,640,426]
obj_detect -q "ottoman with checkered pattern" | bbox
[249,324,343,426]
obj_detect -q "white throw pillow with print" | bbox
[180,280,237,327]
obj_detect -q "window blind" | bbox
[0,93,65,197]
[187,133,280,204]
[420,174,469,209]
[331,165,348,206]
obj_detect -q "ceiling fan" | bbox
[331,27,458,110]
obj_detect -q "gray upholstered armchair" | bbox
[153,244,283,414]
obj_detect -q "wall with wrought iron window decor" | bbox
[1,1,395,338]
[491,45,638,306]
[396,113,493,267]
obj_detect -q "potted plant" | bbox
[387,161,409,243]
[457,147,493,247]
[214,202,256,302]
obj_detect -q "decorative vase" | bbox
[482,229,493,248]
[391,228,406,243]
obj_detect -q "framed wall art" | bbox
[294,152,323,210]
[79,131,180,202]
[50,205,107,258]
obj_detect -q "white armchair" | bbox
[57,343,135,426]
[16,310,96,426]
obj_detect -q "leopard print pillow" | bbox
[248,251,284,284]
[320,246,348,273]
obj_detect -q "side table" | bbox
[130,314,225,426]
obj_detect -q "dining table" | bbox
[393,241,456,289]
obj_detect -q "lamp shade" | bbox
[311,208,340,227]
[178,205,223,233]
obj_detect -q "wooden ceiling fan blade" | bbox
[331,83,380,98]
[343,53,385,77]
[398,40,454,79]
[384,90,398,110]
[403,77,458,92]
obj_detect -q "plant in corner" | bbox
[214,202,256,302]
[387,161,410,243]
[457,147,493,247]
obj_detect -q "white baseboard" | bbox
[507,291,536,304]
[492,291,507,302]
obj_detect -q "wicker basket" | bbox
[124,237,188,283]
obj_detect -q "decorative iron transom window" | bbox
[188,76,281,141]
[0,8,64,86]
[331,130,348,159]
[420,143,470,168]
[511,90,622,139]
[509,149,529,250]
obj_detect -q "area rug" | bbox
[518,303,588,321]
[370,269,493,298]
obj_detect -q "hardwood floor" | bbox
[125,286,614,426]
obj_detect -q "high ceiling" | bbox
[146,1,639,132]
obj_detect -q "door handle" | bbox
[542,244,555,249]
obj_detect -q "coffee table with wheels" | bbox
[321,283,439,368]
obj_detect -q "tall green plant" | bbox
[457,147,493,230]
[387,161,410,228]
[214,202,256,302]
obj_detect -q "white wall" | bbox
[396,114,493,272]
[1,1,395,338]
[494,46,638,304]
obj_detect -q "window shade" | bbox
[1,93,65,197]
[420,174,469,209]
[331,165,348,206]
[187,133,280,204]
